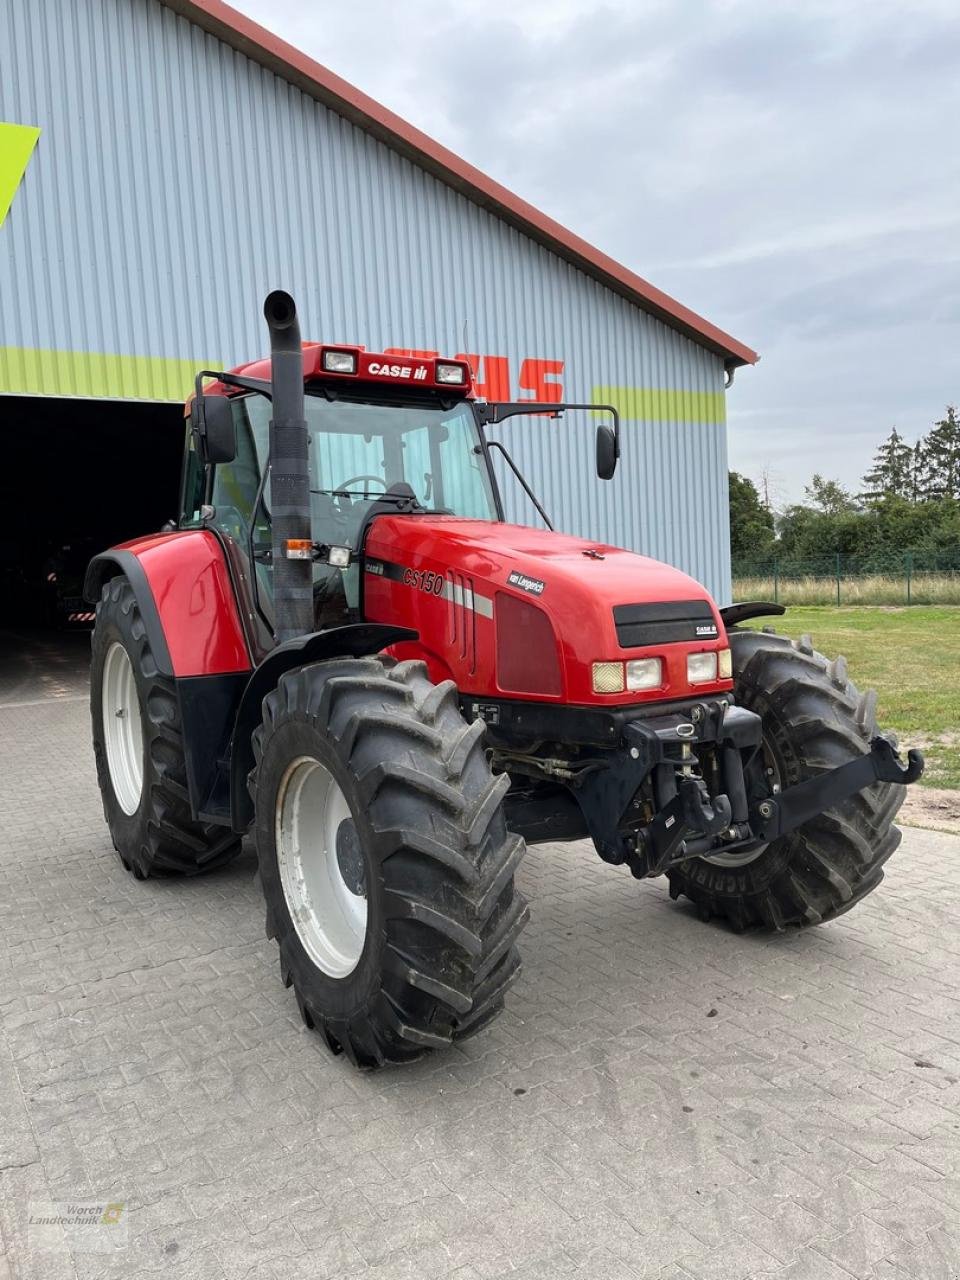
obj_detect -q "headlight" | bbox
[436,361,466,385]
[322,349,357,373]
[625,657,662,691]
[718,647,732,679]
[592,662,625,694]
[687,651,718,684]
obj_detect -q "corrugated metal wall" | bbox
[0,0,732,600]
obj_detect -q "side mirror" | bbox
[596,424,617,480]
[199,394,236,464]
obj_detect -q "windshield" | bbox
[229,393,497,549]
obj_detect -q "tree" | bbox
[804,474,859,516]
[922,405,960,500]
[728,472,775,561]
[728,405,960,574]
[909,440,927,502]
[861,428,916,504]
[757,462,784,513]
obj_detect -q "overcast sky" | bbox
[236,0,959,505]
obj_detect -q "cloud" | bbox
[234,0,960,500]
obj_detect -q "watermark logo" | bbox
[28,1201,128,1252]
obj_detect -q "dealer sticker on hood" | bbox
[507,570,545,596]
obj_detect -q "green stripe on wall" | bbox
[592,385,726,425]
[0,346,213,402]
[0,353,727,424]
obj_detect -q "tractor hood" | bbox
[363,515,731,706]
[365,515,717,610]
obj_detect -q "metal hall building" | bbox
[0,0,757,623]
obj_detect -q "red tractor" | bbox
[87,292,922,1069]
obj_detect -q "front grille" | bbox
[613,600,718,648]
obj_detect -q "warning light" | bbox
[285,539,314,560]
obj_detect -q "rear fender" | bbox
[229,623,417,831]
[86,533,252,825]
[84,531,250,677]
[84,549,175,675]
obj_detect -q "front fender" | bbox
[720,601,785,629]
[229,623,417,831]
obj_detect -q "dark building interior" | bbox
[0,396,183,636]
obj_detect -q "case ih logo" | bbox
[385,349,564,401]
[368,362,429,381]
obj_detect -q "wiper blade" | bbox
[311,488,397,500]
[310,488,426,508]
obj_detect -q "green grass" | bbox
[734,572,960,607]
[769,607,960,789]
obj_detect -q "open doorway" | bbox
[0,396,183,701]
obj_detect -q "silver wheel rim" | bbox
[701,842,767,868]
[101,642,144,816]
[276,755,368,978]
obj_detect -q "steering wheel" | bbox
[336,475,388,497]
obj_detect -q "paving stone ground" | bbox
[1,634,959,1280]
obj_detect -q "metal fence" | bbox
[732,551,960,606]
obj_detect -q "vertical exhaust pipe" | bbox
[263,290,313,643]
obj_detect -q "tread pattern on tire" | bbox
[665,629,904,931]
[92,577,241,877]
[251,656,528,1068]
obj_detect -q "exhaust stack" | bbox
[263,290,313,643]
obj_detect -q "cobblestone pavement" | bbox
[0,630,91,705]
[1,643,959,1280]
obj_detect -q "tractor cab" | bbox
[184,328,619,660]
[183,351,498,646]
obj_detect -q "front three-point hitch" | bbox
[570,698,923,879]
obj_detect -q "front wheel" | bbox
[251,657,528,1068]
[665,629,905,931]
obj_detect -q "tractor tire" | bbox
[90,576,242,877]
[665,629,905,931]
[250,656,528,1068]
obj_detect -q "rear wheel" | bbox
[90,577,242,877]
[251,657,528,1068]
[665,629,905,931]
